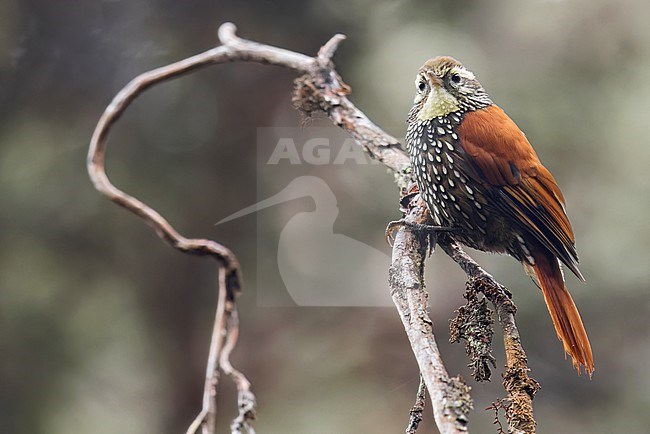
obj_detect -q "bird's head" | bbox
[408,56,492,123]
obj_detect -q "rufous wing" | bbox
[456,105,583,280]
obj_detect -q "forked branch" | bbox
[87,22,537,434]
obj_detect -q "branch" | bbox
[186,266,231,434]
[440,241,540,434]
[87,21,412,433]
[389,195,472,433]
[405,376,427,434]
[88,21,540,433]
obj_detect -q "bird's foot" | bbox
[385,220,457,255]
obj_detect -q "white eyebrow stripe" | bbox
[452,67,475,80]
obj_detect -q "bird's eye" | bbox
[417,80,427,92]
[450,73,461,84]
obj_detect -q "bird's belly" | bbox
[414,159,525,257]
[406,116,531,261]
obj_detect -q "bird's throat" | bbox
[417,86,460,121]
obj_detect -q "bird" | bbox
[405,56,593,375]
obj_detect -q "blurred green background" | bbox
[1,0,649,433]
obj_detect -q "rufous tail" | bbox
[532,251,594,376]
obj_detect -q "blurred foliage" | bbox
[1,0,649,433]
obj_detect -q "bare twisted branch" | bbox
[88,22,538,434]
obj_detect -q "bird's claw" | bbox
[385,220,404,246]
[385,219,457,254]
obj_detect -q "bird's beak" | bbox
[426,72,443,88]
[414,71,460,121]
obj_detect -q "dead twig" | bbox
[486,400,508,434]
[405,376,427,434]
[186,266,229,434]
